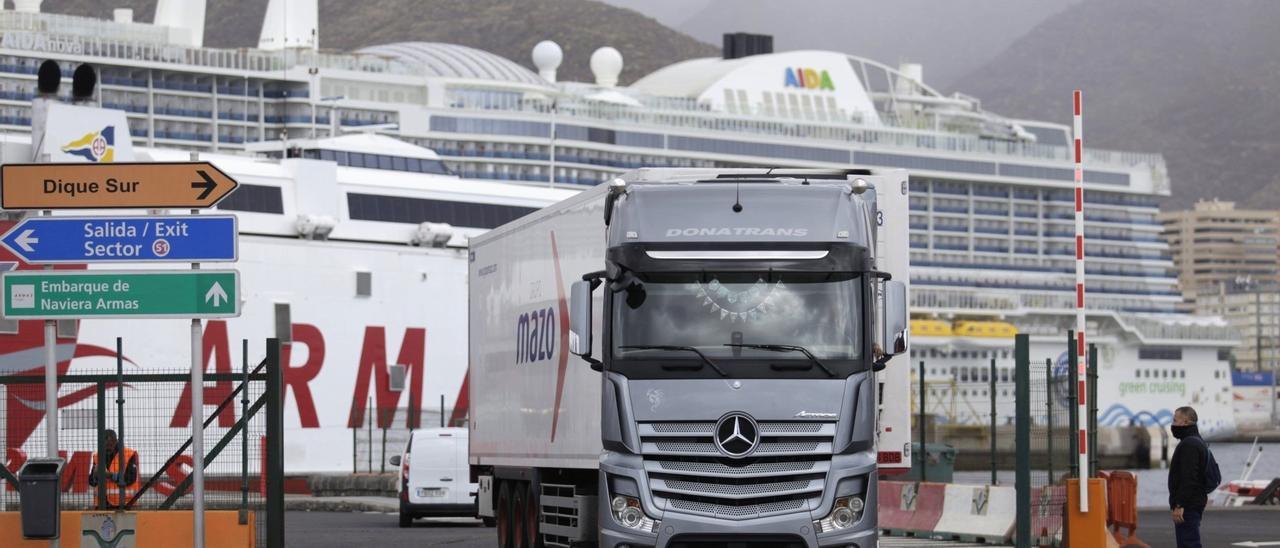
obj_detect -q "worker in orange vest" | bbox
[89,429,140,509]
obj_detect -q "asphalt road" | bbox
[287,511,493,547]
[286,508,1280,547]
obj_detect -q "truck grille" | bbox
[639,420,834,521]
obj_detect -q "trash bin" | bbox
[903,443,957,483]
[18,457,64,539]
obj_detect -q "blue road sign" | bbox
[0,215,238,264]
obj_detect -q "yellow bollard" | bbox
[1064,478,1110,548]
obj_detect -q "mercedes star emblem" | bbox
[714,412,760,458]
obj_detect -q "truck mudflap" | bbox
[477,476,495,518]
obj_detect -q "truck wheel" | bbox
[525,482,543,548]
[511,483,529,548]
[496,481,513,548]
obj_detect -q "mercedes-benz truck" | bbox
[469,168,911,548]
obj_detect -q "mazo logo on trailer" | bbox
[515,306,557,364]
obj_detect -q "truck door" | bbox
[411,433,460,503]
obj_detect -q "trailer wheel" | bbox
[511,483,529,548]
[496,481,513,548]
[525,481,543,548]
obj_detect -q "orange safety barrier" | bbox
[1102,471,1149,548]
[1064,478,1109,548]
[0,510,254,547]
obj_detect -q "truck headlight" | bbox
[610,495,659,533]
[814,496,864,533]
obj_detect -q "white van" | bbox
[389,427,486,527]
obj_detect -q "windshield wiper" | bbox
[723,344,837,377]
[618,345,729,377]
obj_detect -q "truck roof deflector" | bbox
[644,250,829,260]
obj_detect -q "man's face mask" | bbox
[1170,424,1194,439]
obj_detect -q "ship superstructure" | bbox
[0,0,1239,481]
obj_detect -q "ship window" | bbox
[274,303,292,343]
[356,271,372,297]
[216,183,285,214]
[347,193,536,229]
[980,368,989,382]
[1217,349,1232,361]
[960,369,969,382]
[1001,369,1009,383]
[378,155,393,170]
[1139,347,1182,360]
[1180,370,1185,379]
[392,156,406,171]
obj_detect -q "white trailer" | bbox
[469,168,910,548]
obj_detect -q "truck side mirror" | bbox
[569,280,594,359]
[389,455,401,467]
[881,280,908,357]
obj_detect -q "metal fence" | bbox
[909,333,1102,547]
[0,338,283,547]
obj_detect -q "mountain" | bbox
[951,0,1280,209]
[603,0,1082,90]
[39,0,718,84]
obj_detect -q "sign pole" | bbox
[41,210,58,548]
[1072,89,1089,512]
[42,207,57,460]
[190,151,206,548]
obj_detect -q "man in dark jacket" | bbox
[1168,406,1207,548]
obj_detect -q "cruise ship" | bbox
[0,0,1238,477]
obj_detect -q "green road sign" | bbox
[2,270,240,319]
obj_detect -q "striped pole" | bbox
[1073,89,1089,511]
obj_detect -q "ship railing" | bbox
[912,288,1239,343]
[0,11,417,77]
[1116,315,1240,343]
[441,90,1166,173]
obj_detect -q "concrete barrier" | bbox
[877,480,946,537]
[0,510,254,547]
[931,483,1016,544]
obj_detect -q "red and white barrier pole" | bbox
[1073,89,1089,512]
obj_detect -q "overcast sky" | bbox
[597,0,1083,90]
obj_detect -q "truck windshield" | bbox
[611,271,863,374]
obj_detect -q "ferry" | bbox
[0,0,1237,481]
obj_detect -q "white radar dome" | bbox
[532,40,563,82]
[590,47,623,88]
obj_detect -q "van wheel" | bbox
[526,482,543,548]
[512,483,529,548]
[398,511,413,528]
[496,481,513,548]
